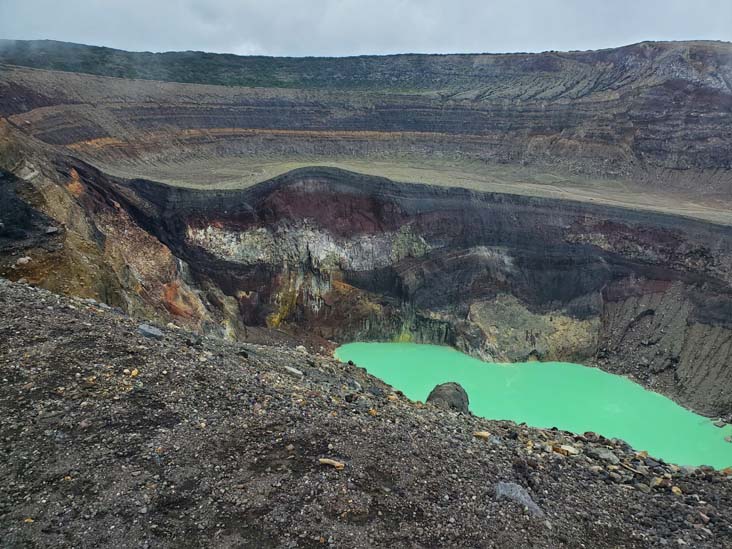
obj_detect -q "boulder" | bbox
[426,382,469,413]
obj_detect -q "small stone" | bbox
[368,386,385,398]
[15,256,31,266]
[284,366,304,377]
[495,481,544,517]
[318,458,345,470]
[473,431,491,440]
[681,466,698,476]
[295,345,307,353]
[608,472,623,482]
[671,486,683,496]
[186,337,203,347]
[557,444,580,456]
[588,447,620,465]
[45,226,60,234]
[138,324,164,340]
[130,368,139,378]
[713,420,726,428]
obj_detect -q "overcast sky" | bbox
[1,0,731,57]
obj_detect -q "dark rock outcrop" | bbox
[0,170,57,246]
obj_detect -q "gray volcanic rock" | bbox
[427,382,470,413]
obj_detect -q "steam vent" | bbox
[2,36,732,548]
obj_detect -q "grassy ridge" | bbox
[0,38,682,93]
[0,39,494,91]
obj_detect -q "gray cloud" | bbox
[0,0,731,56]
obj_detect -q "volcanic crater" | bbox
[2,39,732,416]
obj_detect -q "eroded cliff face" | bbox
[6,162,723,414]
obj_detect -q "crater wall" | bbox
[53,164,731,416]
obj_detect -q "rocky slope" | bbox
[2,278,732,548]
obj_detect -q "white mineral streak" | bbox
[185,221,430,270]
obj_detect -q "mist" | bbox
[1,0,731,57]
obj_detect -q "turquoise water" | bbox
[335,342,732,468]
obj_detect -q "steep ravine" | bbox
[8,160,727,417]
